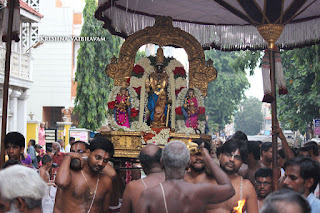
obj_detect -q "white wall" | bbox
[27,0,74,121]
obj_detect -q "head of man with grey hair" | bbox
[51,142,66,177]
[52,142,61,154]
[162,140,190,177]
[0,165,47,213]
[260,189,311,213]
[136,140,235,213]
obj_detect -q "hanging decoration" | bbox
[275,49,288,95]
[261,50,273,103]
[261,48,288,103]
[96,1,320,51]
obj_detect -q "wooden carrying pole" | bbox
[269,49,279,191]
[257,24,284,191]
[0,0,16,167]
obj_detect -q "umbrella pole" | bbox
[257,24,284,191]
[269,49,279,191]
[0,0,16,167]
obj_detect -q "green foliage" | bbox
[198,114,206,121]
[234,97,264,135]
[205,50,249,132]
[232,50,262,75]
[277,45,320,134]
[221,46,320,135]
[74,0,122,130]
[135,50,146,62]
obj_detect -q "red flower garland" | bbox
[133,87,141,95]
[175,106,183,115]
[132,65,144,77]
[130,108,139,118]
[108,101,116,109]
[175,87,185,96]
[173,67,186,77]
[199,107,205,115]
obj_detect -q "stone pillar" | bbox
[18,90,29,137]
[7,89,13,132]
[56,122,73,148]
[9,90,21,132]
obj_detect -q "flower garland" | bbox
[166,59,187,129]
[137,57,154,75]
[129,56,188,144]
[131,65,144,78]
[110,56,189,141]
[144,128,171,145]
[134,58,151,123]
[175,77,188,90]
[129,76,144,88]
[130,57,155,97]
[175,87,206,134]
[132,57,188,129]
[107,86,140,131]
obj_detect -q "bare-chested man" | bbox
[136,140,235,213]
[121,144,165,213]
[39,154,55,185]
[205,138,258,213]
[54,141,91,213]
[238,141,263,185]
[54,137,114,213]
[260,142,272,169]
[185,139,212,183]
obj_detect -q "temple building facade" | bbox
[26,0,84,128]
[0,0,43,138]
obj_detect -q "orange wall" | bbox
[71,13,82,100]
[73,13,82,25]
[71,81,78,98]
[56,0,62,8]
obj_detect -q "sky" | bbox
[245,67,264,100]
[160,46,264,100]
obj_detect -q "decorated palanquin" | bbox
[101,16,217,158]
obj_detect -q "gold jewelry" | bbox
[81,170,99,195]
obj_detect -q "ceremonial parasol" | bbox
[95,0,320,190]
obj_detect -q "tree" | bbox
[234,97,264,135]
[278,45,320,135]
[205,50,249,133]
[224,46,320,136]
[74,0,122,130]
[135,50,146,62]
[232,50,261,75]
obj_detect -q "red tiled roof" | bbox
[19,0,44,18]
